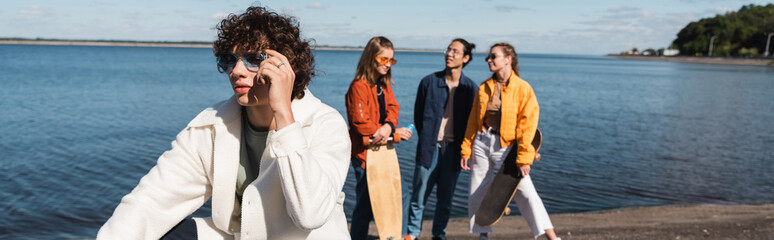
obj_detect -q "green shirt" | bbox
[236,109,272,199]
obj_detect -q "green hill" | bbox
[671,4,774,57]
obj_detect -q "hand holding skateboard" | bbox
[372,124,393,145]
[520,165,530,177]
[364,124,413,146]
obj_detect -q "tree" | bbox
[671,4,774,57]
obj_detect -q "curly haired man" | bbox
[97,6,351,239]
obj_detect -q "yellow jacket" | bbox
[460,72,539,166]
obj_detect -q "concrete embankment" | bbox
[609,54,774,67]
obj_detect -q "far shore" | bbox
[6,39,773,65]
[609,54,774,67]
[366,203,774,240]
[0,39,443,52]
[0,39,212,48]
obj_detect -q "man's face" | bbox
[445,41,469,69]
[224,48,270,107]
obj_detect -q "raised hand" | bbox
[259,49,296,130]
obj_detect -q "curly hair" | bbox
[213,6,315,100]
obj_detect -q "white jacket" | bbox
[98,90,352,240]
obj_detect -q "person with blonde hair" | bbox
[460,43,559,240]
[345,36,413,240]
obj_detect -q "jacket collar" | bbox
[436,70,470,88]
[485,71,520,89]
[187,89,318,128]
[187,96,241,128]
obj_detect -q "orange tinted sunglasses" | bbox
[375,56,397,65]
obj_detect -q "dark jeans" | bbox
[161,218,197,240]
[349,158,373,240]
[405,142,460,237]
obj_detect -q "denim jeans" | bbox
[349,158,373,240]
[405,142,460,237]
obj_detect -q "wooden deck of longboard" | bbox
[366,142,403,240]
[474,129,542,227]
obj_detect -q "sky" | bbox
[2,0,772,55]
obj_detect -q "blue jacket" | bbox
[413,71,478,169]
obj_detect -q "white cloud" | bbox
[495,5,526,12]
[307,3,326,9]
[209,12,229,20]
[18,5,50,17]
[280,7,298,15]
[319,23,353,32]
[713,7,736,14]
[175,8,192,14]
[303,22,361,41]
[606,7,642,13]
[487,6,705,54]
[123,12,141,21]
[678,0,730,3]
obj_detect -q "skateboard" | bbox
[474,128,542,227]
[363,133,403,240]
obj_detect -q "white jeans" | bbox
[468,130,553,238]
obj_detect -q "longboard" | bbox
[364,134,402,240]
[474,128,542,227]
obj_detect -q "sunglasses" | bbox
[485,54,500,61]
[216,52,268,72]
[375,56,397,66]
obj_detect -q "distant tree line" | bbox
[0,37,212,45]
[671,3,774,57]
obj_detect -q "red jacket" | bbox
[345,79,400,168]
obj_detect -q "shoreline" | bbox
[365,203,774,239]
[609,54,774,67]
[0,40,443,52]
[0,39,212,48]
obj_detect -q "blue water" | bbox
[1,44,773,238]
